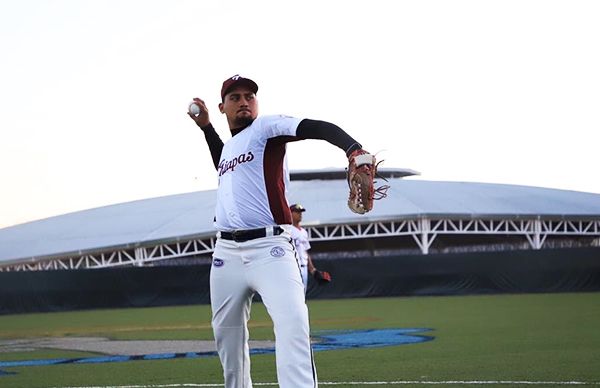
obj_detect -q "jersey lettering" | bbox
[218,151,255,177]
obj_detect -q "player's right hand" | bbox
[313,270,332,285]
[188,97,211,128]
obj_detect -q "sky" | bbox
[1,0,599,229]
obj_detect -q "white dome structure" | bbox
[1,169,599,271]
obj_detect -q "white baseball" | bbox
[188,102,201,116]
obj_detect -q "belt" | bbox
[220,226,284,242]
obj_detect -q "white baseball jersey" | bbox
[290,225,311,267]
[214,115,303,231]
[291,225,311,293]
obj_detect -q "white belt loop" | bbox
[265,226,274,237]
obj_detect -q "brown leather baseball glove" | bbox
[347,149,389,214]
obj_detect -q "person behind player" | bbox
[289,203,331,294]
[188,74,370,388]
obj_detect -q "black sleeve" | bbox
[200,123,224,170]
[296,119,362,157]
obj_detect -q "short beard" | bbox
[233,116,254,128]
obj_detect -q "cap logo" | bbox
[231,75,241,81]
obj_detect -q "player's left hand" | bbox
[346,149,389,214]
[313,270,332,285]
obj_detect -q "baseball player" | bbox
[188,74,366,388]
[289,203,331,293]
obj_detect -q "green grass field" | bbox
[1,292,599,387]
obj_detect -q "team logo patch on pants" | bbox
[270,246,285,257]
[213,258,224,267]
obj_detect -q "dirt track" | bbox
[0,337,275,356]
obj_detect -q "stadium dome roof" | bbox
[1,169,600,268]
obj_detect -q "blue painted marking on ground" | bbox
[312,328,434,351]
[0,369,17,376]
[0,358,71,367]
[143,353,176,360]
[249,348,275,355]
[74,355,132,364]
[0,328,433,373]
[180,351,220,359]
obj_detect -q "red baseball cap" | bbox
[221,74,258,100]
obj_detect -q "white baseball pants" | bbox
[210,230,318,388]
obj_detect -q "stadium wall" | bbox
[1,247,599,314]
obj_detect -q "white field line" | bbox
[50,380,600,387]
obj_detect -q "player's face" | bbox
[219,86,258,128]
[292,210,303,224]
